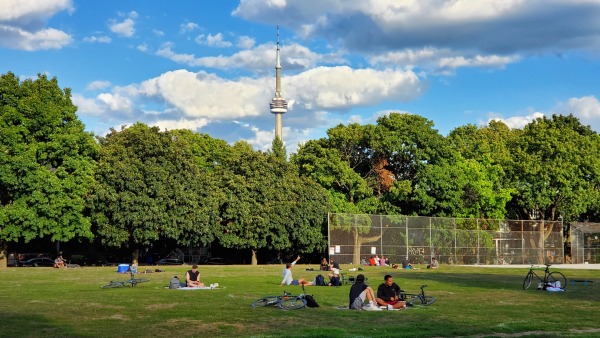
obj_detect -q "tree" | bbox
[90,123,223,261]
[0,73,98,268]
[218,142,328,265]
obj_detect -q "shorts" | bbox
[350,290,368,309]
[290,280,299,285]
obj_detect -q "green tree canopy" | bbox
[0,72,98,267]
[90,123,223,260]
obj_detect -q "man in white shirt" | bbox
[280,256,312,286]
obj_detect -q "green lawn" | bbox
[0,264,598,337]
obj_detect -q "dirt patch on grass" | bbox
[145,303,177,310]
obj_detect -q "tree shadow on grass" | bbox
[0,312,86,338]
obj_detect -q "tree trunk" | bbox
[352,227,381,265]
[251,249,258,265]
[132,248,140,264]
[0,240,7,269]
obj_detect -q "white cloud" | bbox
[109,12,137,37]
[233,0,600,56]
[369,47,520,73]
[86,80,111,91]
[137,43,149,52]
[487,112,545,129]
[566,96,600,119]
[237,36,256,49]
[195,33,232,48]
[0,0,73,50]
[179,22,199,33]
[153,29,165,37]
[83,35,111,43]
[74,65,423,151]
[156,42,339,72]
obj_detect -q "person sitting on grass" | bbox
[281,256,313,286]
[402,257,413,269]
[348,274,381,311]
[54,253,66,269]
[376,275,407,310]
[320,258,330,271]
[427,257,439,269]
[328,267,341,286]
[186,264,205,287]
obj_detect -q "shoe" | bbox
[363,303,382,311]
[387,304,394,310]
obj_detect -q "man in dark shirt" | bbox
[186,264,205,287]
[348,274,381,311]
[376,275,406,310]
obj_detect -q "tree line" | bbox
[1,73,599,267]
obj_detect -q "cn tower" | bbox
[270,27,288,141]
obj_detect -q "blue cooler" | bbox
[117,264,129,273]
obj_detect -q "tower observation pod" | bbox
[270,27,288,141]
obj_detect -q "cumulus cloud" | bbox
[180,22,199,33]
[565,96,600,119]
[0,0,73,50]
[109,11,137,37]
[86,80,111,91]
[156,41,342,72]
[74,65,423,151]
[237,36,256,49]
[195,33,232,47]
[233,0,600,56]
[369,47,520,73]
[83,35,111,43]
[487,112,545,129]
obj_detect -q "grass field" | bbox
[0,263,598,337]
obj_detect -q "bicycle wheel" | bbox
[547,272,567,289]
[101,281,124,288]
[252,296,279,308]
[523,272,533,290]
[407,295,435,306]
[129,278,150,286]
[278,298,307,310]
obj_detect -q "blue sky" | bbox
[2,0,600,153]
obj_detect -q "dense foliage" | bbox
[2,72,600,266]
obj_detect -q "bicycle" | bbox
[101,272,150,288]
[251,285,308,310]
[522,264,566,290]
[400,285,436,306]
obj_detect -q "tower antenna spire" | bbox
[270,26,288,141]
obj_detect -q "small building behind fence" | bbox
[328,213,564,266]
[570,222,600,264]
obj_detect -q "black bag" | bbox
[314,274,327,286]
[304,295,319,308]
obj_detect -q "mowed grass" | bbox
[0,263,599,338]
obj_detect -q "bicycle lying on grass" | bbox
[251,285,310,310]
[522,264,566,290]
[101,272,150,288]
[400,285,436,306]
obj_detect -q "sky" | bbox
[2,0,600,154]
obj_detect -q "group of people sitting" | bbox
[361,255,391,266]
[54,253,66,268]
[284,256,341,286]
[282,255,439,310]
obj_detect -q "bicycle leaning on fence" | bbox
[399,285,436,306]
[101,272,150,288]
[522,264,566,290]
[251,285,309,310]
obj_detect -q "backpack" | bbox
[314,274,327,286]
[304,295,319,308]
[169,276,181,289]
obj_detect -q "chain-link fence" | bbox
[328,213,564,266]
[570,222,600,264]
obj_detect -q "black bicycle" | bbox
[252,286,308,310]
[400,285,436,306]
[522,264,566,290]
[101,272,150,288]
